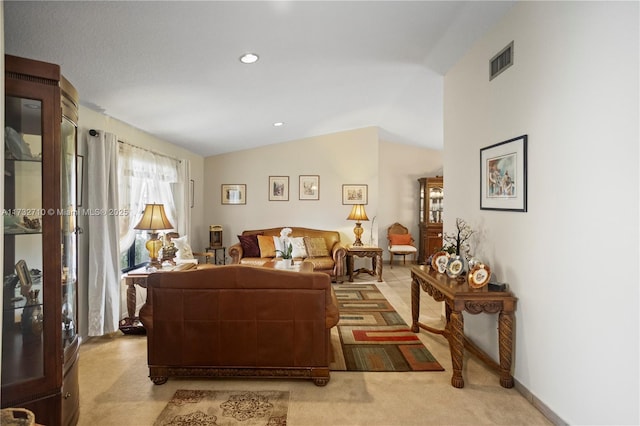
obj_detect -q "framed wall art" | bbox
[342,184,368,205]
[299,175,320,200]
[480,134,528,212]
[269,176,289,201]
[221,184,246,205]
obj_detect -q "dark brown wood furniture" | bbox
[387,222,417,267]
[346,245,383,282]
[418,176,443,263]
[2,55,80,426]
[411,265,517,389]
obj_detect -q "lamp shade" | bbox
[347,204,369,222]
[134,203,174,231]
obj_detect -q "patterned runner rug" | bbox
[154,390,288,426]
[330,282,444,372]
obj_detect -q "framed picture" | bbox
[269,176,289,201]
[480,134,528,212]
[342,184,368,205]
[299,175,320,200]
[15,259,32,297]
[221,184,246,205]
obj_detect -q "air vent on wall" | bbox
[490,41,514,81]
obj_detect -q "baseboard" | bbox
[514,378,567,425]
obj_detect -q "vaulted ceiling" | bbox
[4,1,514,157]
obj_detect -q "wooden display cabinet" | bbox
[418,176,443,264]
[2,55,80,426]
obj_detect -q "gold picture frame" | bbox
[221,184,246,205]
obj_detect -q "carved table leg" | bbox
[126,282,136,321]
[375,253,383,282]
[348,255,354,282]
[411,278,420,333]
[449,310,465,388]
[498,311,515,388]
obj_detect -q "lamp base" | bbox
[146,232,163,269]
[353,222,364,247]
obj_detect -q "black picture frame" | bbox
[480,134,528,212]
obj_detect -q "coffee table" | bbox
[262,259,314,272]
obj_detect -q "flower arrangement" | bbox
[276,227,293,259]
[442,218,475,257]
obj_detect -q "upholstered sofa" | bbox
[139,264,340,386]
[229,227,346,282]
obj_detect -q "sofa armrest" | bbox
[330,242,347,279]
[139,293,153,334]
[229,243,242,264]
[326,287,340,329]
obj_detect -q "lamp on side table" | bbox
[347,204,369,246]
[134,203,174,269]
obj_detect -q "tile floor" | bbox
[77,264,552,425]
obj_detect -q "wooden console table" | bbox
[346,245,383,282]
[411,265,517,388]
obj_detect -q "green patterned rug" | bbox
[330,283,444,372]
[154,390,288,426]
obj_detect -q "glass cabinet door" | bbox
[2,95,45,386]
[61,116,77,348]
[428,184,443,224]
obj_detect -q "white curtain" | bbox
[174,159,191,236]
[117,144,185,317]
[87,131,121,336]
[118,143,180,252]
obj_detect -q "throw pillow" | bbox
[273,236,285,254]
[237,234,261,257]
[257,235,276,258]
[290,237,308,258]
[390,234,413,246]
[304,236,330,257]
[172,235,194,259]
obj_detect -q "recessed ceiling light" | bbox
[239,53,259,64]
[273,122,284,127]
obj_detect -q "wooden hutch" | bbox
[418,176,443,263]
[2,55,80,425]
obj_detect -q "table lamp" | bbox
[134,203,174,268]
[347,204,369,246]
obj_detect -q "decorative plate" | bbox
[446,256,465,278]
[431,251,450,274]
[468,263,491,289]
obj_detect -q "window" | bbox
[117,143,181,271]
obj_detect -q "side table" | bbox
[206,246,226,265]
[120,267,149,335]
[346,245,383,282]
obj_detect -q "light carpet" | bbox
[330,282,444,372]
[154,389,289,426]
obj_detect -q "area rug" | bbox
[330,282,444,372]
[154,390,288,426]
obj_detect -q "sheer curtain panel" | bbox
[87,130,121,336]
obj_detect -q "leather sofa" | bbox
[139,264,340,386]
[229,227,346,282]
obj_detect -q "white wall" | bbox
[204,127,441,262]
[76,106,205,337]
[444,2,638,424]
[378,140,442,248]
